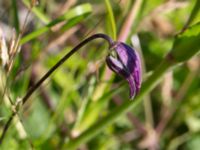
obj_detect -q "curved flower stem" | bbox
[0,33,114,144]
[22,33,113,104]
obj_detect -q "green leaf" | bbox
[12,0,20,33]
[22,0,51,24]
[20,3,92,44]
[171,22,200,62]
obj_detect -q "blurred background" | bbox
[0,0,200,149]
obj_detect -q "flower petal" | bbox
[106,56,129,77]
[106,56,124,73]
[127,76,136,99]
[106,55,137,99]
[107,42,142,99]
[114,42,142,93]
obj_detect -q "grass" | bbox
[0,0,200,150]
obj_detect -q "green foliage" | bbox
[0,0,200,150]
[20,3,92,44]
[104,0,117,40]
[171,22,200,62]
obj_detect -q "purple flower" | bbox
[106,42,142,99]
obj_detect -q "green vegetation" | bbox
[0,0,200,149]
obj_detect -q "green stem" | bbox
[181,0,200,33]
[105,0,116,40]
[63,58,172,149]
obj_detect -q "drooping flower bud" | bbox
[106,42,142,99]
